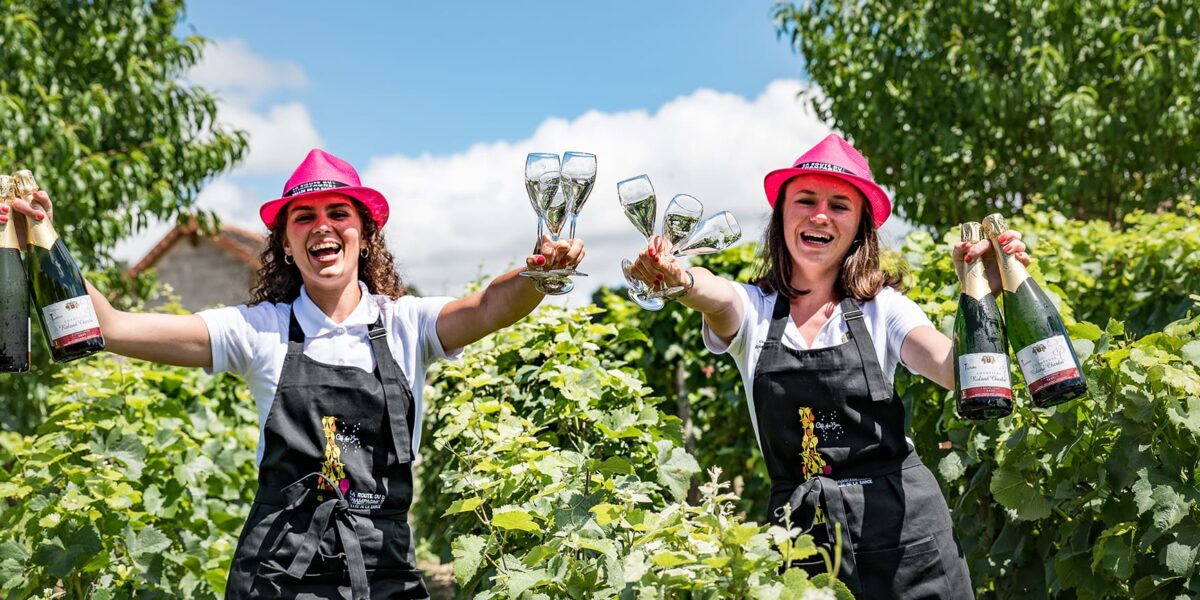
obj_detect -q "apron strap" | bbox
[766,293,792,345]
[839,298,893,402]
[365,317,416,463]
[278,473,371,600]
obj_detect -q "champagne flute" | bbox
[556,151,595,278]
[617,175,664,310]
[650,210,743,300]
[524,153,560,240]
[520,153,572,295]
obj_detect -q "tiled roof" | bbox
[126,219,267,277]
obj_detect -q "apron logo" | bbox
[319,416,350,497]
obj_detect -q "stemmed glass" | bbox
[645,210,742,300]
[521,153,572,295]
[561,151,596,249]
[617,175,665,310]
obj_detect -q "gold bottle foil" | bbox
[12,170,59,250]
[959,222,992,300]
[0,176,21,251]
[982,213,1029,293]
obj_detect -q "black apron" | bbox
[753,295,973,599]
[225,310,429,600]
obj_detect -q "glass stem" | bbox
[568,215,578,241]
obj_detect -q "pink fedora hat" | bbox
[763,133,892,227]
[259,149,390,228]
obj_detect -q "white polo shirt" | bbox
[198,281,461,464]
[702,282,934,448]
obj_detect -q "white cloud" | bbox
[363,79,832,300]
[189,38,309,105]
[219,101,325,175]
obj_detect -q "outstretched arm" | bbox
[3,192,214,368]
[628,235,744,344]
[436,235,585,352]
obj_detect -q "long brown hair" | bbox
[249,199,407,305]
[754,184,902,301]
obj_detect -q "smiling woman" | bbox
[627,133,1034,598]
[3,148,586,600]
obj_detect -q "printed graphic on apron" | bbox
[799,407,830,525]
[318,416,350,498]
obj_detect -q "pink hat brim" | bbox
[259,186,390,228]
[764,167,892,227]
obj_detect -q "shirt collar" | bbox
[294,281,379,337]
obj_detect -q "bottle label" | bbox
[1016,335,1080,394]
[42,295,102,349]
[958,352,1013,398]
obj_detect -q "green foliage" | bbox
[771,0,1200,229]
[594,243,768,517]
[0,356,258,598]
[1011,200,1200,335]
[415,304,843,598]
[897,221,1200,598]
[0,0,246,264]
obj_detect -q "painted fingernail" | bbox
[535,255,546,265]
[965,256,972,263]
[648,247,656,258]
[36,212,45,220]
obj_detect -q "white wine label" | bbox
[42,295,102,349]
[1016,335,1080,394]
[958,352,1013,398]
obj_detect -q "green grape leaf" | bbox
[492,509,542,533]
[656,442,700,502]
[991,466,1052,521]
[452,534,487,584]
[938,451,966,482]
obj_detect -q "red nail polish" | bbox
[535,255,546,265]
[37,212,45,220]
[965,256,972,263]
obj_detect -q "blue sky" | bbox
[120,2,864,298]
[180,1,803,161]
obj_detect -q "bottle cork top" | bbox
[982,213,1009,239]
[12,170,38,198]
[960,221,983,243]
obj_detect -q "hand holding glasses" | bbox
[520,152,594,295]
[618,175,741,311]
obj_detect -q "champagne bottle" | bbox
[953,221,1012,419]
[0,175,30,372]
[983,214,1086,408]
[13,170,105,362]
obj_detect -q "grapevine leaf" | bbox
[443,497,485,516]
[451,534,487,584]
[1150,486,1188,531]
[990,466,1052,521]
[938,451,966,482]
[1164,541,1198,576]
[656,441,700,502]
[492,509,542,533]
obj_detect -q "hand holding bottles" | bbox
[950,228,1029,295]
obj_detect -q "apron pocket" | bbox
[856,535,951,600]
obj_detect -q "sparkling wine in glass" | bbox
[521,153,572,295]
[650,210,742,300]
[617,175,663,310]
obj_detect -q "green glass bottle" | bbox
[0,175,30,372]
[953,222,1012,419]
[983,214,1086,408]
[13,170,105,363]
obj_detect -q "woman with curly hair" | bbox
[5,148,584,599]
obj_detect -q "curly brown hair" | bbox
[754,184,902,302]
[249,199,407,305]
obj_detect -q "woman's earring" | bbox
[283,254,294,265]
[361,247,370,258]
